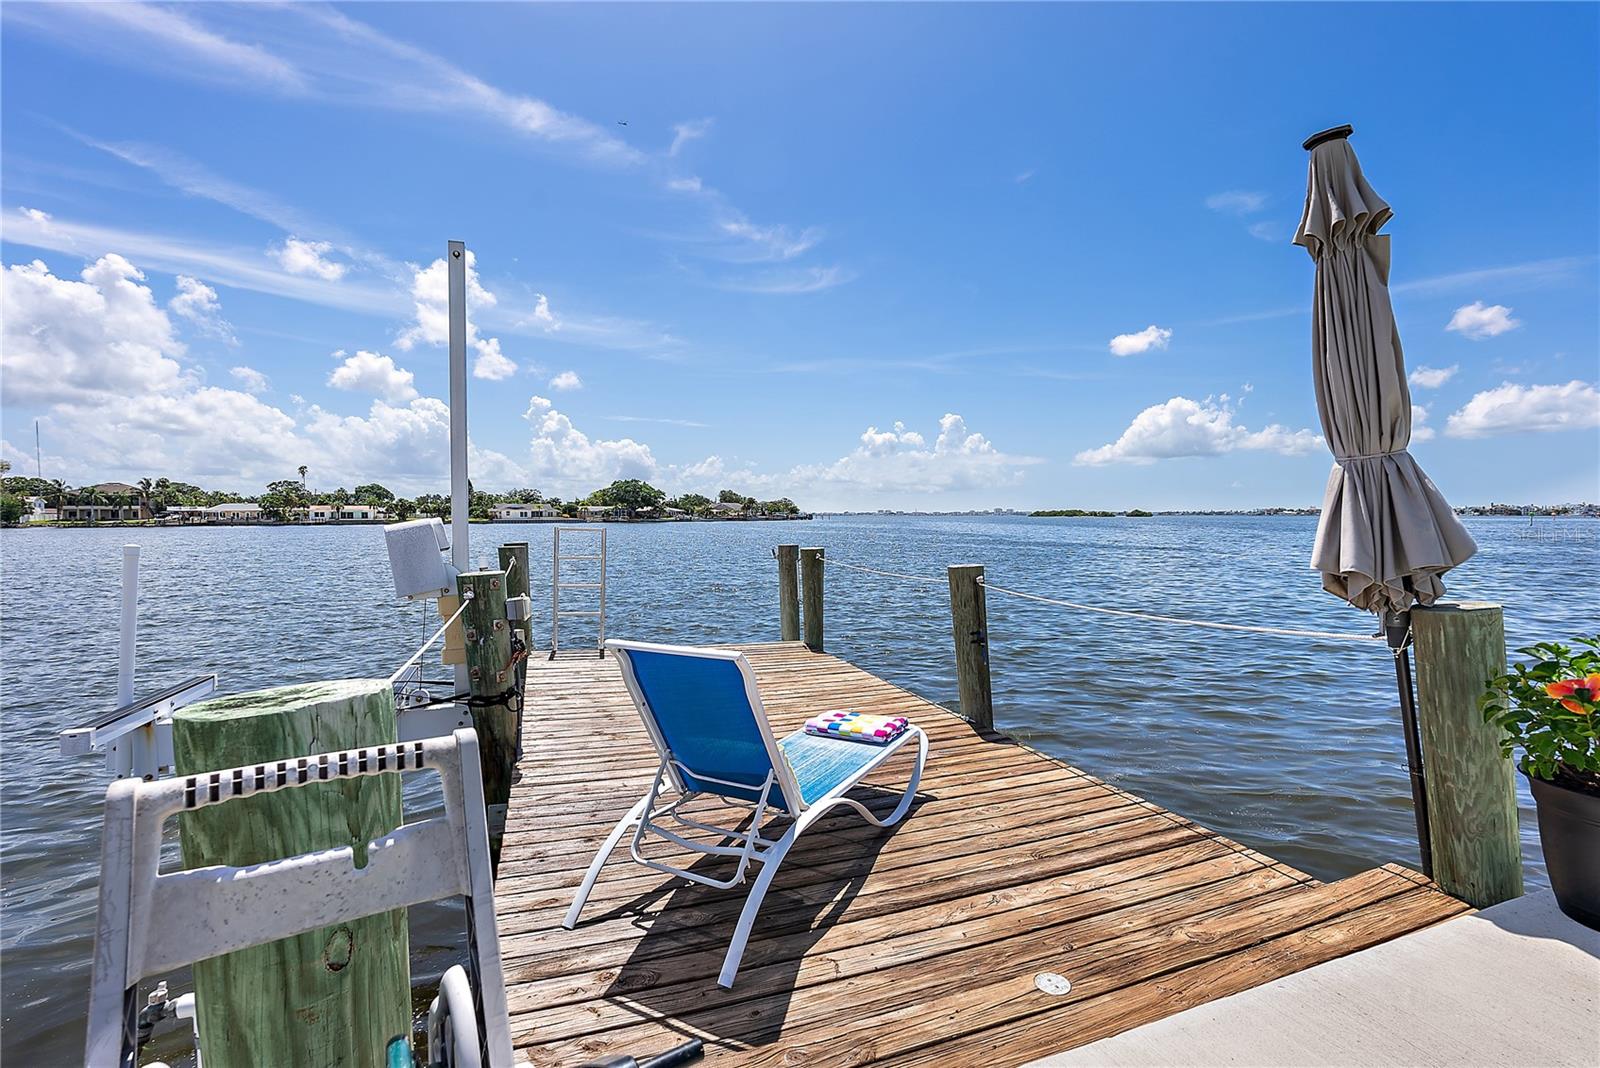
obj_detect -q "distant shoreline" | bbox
[3,514,816,530]
[5,512,1593,531]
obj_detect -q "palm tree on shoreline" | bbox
[298,465,308,491]
[76,485,106,524]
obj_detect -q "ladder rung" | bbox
[557,555,603,561]
[555,610,603,616]
[558,582,603,589]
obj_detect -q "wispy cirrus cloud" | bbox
[606,415,710,428]
[13,2,841,289]
[1208,256,1594,326]
[5,207,406,317]
[5,1,307,93]
[1205,190,1267,214]
[669,118,713,157]
[714,265,853,295]
[65,130,323,235]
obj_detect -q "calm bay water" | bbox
[3,514,1596,1064]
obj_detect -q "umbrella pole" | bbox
[1385,609,1433,877]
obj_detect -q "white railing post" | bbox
[110,545,140,776]
[447,240,470,694]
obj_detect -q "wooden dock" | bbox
[496,642,1469,1067]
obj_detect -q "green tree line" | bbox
[1,463,804,524]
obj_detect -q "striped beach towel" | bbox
[803,709,911,746]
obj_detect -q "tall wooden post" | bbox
[1412,601,1522,908]
[458,568,518,870]
[777,544,800,642]
[800,547,825,652]
[947,565,994,730]
[172,679,410,1068]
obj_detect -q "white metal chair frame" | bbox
[85,729,515,1068]
[563,640,928,988]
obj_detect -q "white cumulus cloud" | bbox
[1409,364,1458,389]
[548,370,583,392]
[1411,404,1435,442]
[472,337,518,381]
[229,365,270,394]
[1446,301,1520,339]
[1108,325,1173,357]
[0,250,528,493]
[327,350,418,402]
[168,274,236,344]
[1,254,190,407]
[397,250,517,378]
[1445,381,1600,438]
[1076,395,1322,465]
[523,395,659,492]
[271,236,347,280]
[778,413,1038,500]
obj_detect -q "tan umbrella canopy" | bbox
[1294,125,1477,615]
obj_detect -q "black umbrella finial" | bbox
[1302,124,1354,151]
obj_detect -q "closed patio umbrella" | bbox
[1294,125,1478,876]
[1295,125,1477,613]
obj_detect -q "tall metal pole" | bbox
[1386,609,1433,878]
[447,240,470,693]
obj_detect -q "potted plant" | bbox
[1482,636,1600,929]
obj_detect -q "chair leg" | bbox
[563,795,650,930]
[717,825,799,988]
[840,728,928,828]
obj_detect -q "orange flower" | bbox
[1544,674,1600,714]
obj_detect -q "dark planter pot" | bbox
[1527,769,1600,930]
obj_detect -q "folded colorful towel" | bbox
[803,709,911,746]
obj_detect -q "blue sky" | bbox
[2,2,1596,510]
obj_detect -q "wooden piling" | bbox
[172,679,409,1068]
[458,568,520,869]
[800,548,824,652]
[777,544,800,642]
[1411,601,1523,908]
[947,564,994,730]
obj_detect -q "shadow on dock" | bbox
[496,642,1468,1067]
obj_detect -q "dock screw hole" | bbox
[1034,972,1071,996]
[323,926,355,972]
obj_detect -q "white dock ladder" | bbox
[550,525,606,658]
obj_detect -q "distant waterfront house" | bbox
[579,504,621,520]
[305,504,337,523]
[709,501,745,516]
[23,496,57,522]
[338,503,388,521]
[202,502,264,523]
[58,482,151,522]
[159,505,207,524]
[493,502,558,521]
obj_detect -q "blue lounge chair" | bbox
[563,640,928,987]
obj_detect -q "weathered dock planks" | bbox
[497,642,1469,1067]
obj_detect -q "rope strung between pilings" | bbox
[978,577,1380,643]
[803,552,1380,644]
[818,556,949,586]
